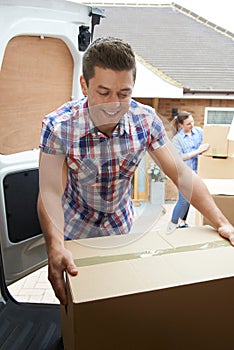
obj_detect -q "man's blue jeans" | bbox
[171,192,190,224]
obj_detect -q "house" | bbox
[93,3,234,200]
[93,3,234,128]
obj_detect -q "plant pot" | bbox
[150,181,165,206]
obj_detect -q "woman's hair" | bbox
[171,111,191,135]
[82,37,136,85]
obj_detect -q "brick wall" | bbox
[136,97,234,128]
[157,98,234,127]
[135,97,234,201]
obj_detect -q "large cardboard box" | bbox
[198,155,234,178]
[203,125,229,157]
[61,227,234,350]
[200,179,234,227]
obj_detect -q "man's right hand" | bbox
[47,246,78,305]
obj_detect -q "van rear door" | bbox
[0,0,104,284]
[0,151,46,284]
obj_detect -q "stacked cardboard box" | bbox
[198,124,234,178]
[197,123,234,226]
[60,228,234,350]
[196,179,234,226]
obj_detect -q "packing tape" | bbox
[74,239,230,267]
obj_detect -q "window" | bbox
[204,107,234,125]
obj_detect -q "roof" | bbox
[93,3,234,94]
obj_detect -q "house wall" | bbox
[157,98,234,127]
[136,97,234,127]
[135,97,234,201]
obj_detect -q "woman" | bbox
[167,111,209,233]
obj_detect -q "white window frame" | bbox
[204,107,234,125]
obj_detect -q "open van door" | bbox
[0,0,104,285]
[0,151,45,285]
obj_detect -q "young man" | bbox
[38,37,234,305]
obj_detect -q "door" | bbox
[0,35,74,284]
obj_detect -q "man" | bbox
[38,37,234,305]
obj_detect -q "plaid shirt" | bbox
[40,98,167,239]
[172,127,203,172]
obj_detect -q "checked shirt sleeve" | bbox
[149,113,168,151]
[39,116,65,155]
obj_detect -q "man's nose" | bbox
[107,92,121,103]
[106,100,121,111]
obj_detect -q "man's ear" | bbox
[80,76,88,96]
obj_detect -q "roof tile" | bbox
[94,4,234,92]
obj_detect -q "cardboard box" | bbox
[227,119,234,157]
[203,195,234,227]
[61,227,234,350]
[228,140,234,157]
[198,155,234,178]
[203,125,229,157]
[201,179,234,227]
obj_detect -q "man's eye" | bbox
[98,92,109,96]
[118,93,130,99]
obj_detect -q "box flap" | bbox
[161,246,234,282]
[158,225,223,247]
[65,227,234,304]
[64,230,172,259]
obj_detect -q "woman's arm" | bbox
[181,143,209,161]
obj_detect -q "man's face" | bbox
[80,66,134,134]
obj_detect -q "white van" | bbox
[0,2,104,348]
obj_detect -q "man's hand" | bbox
[48,246,78,305]
[218,224,234,246]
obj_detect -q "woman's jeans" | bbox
[171,192,190,224]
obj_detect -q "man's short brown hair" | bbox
[82,37,136,85]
